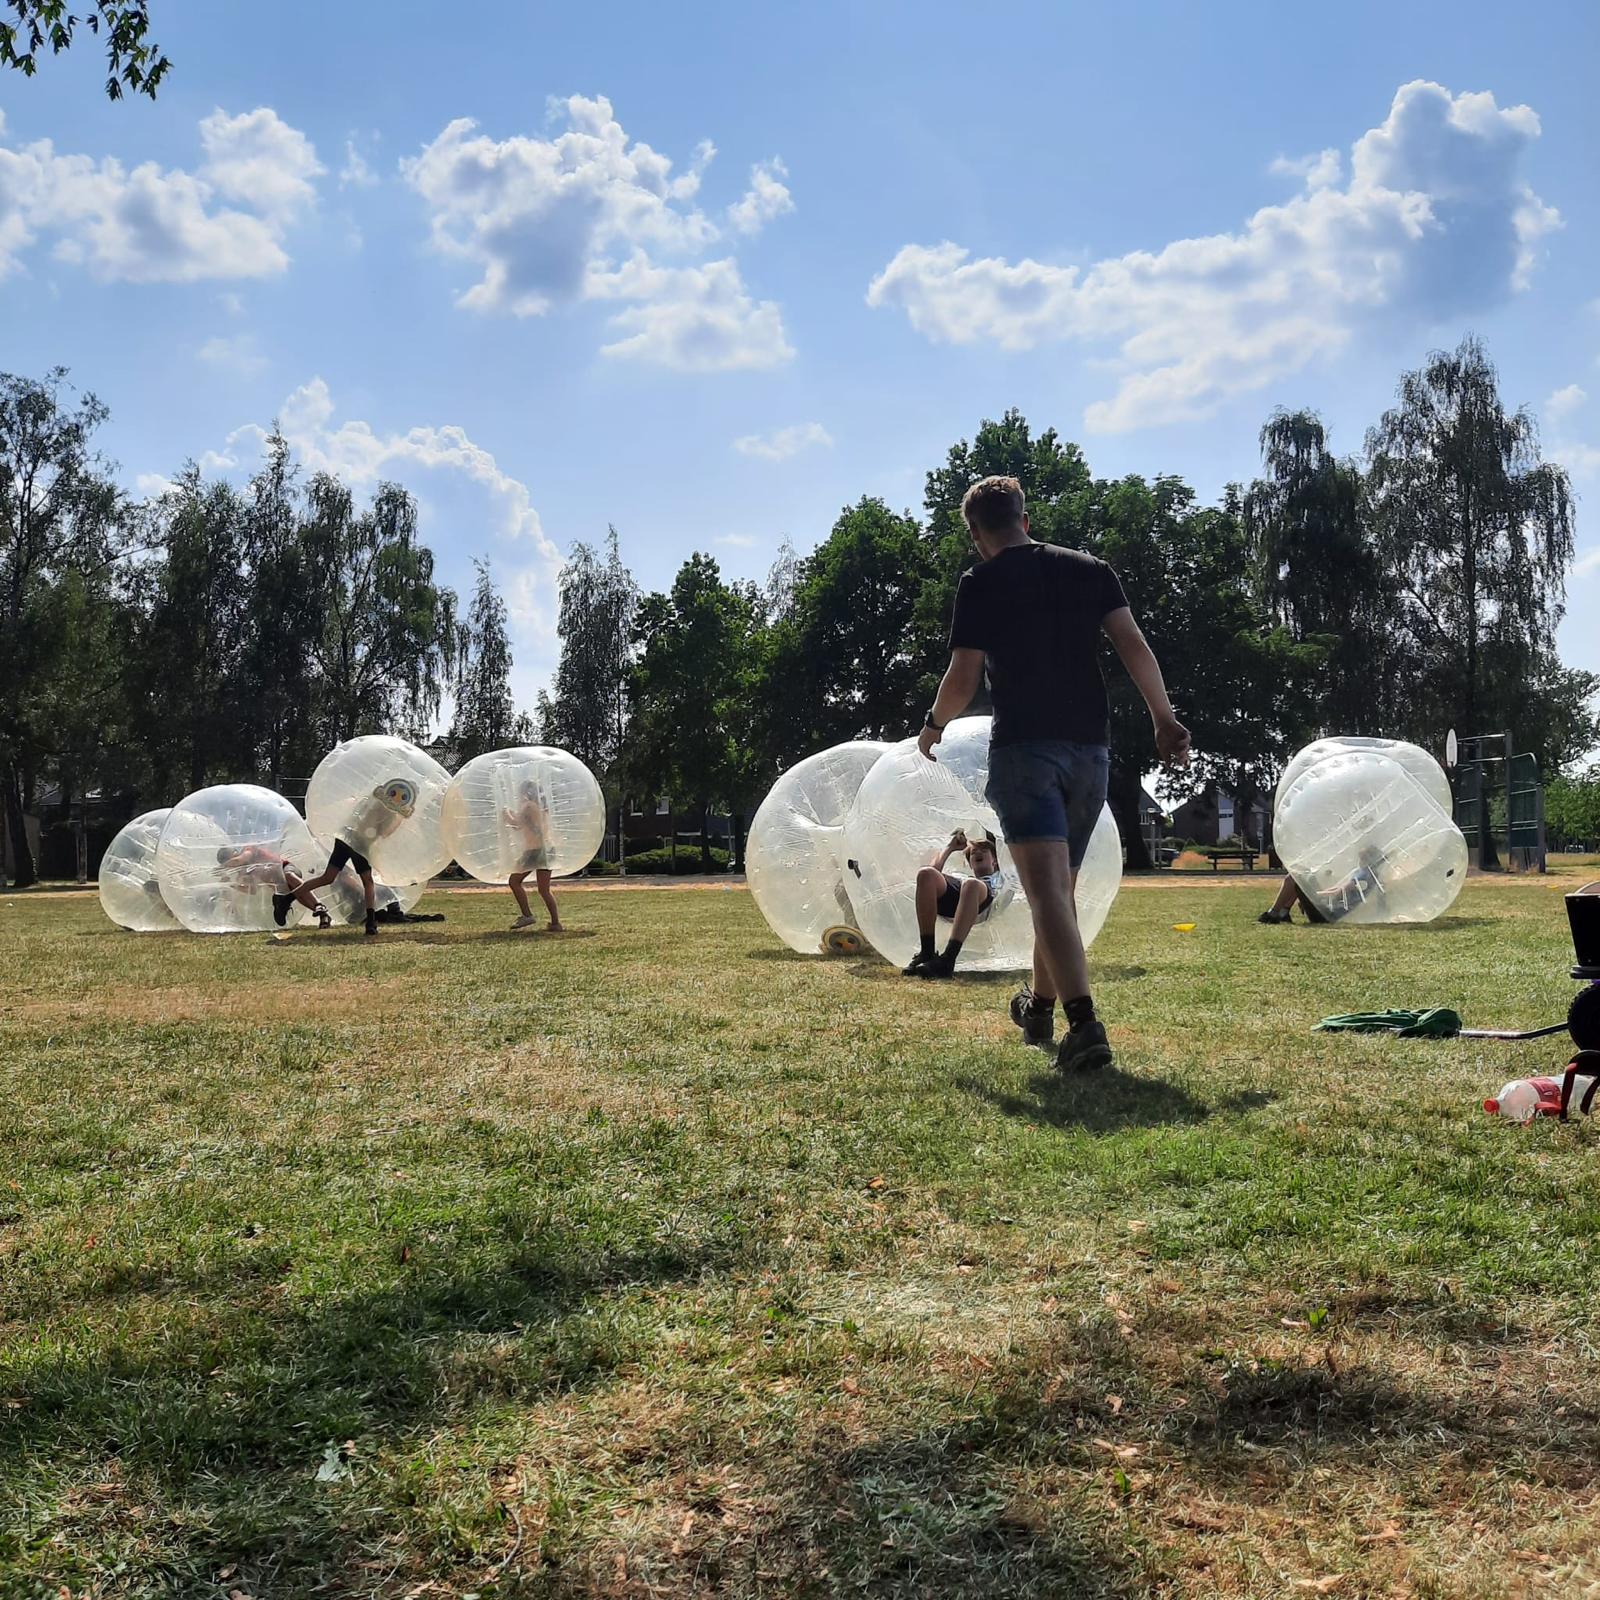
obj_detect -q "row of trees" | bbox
[538,336,1595,867]
[3,335,1595,883]
[0,369,521,882]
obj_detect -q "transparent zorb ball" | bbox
[1274,748,1467,925]
[98,808,178,931]
[441,746,605,883]
[155,785,319,934]
[305,734,453,884]
[841,716,1121,970]
[745,741,889,953]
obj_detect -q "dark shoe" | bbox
[271,892,293,927]
[918,951,956,979]
[1257,908,1291,925]
[1010,985,1055,1048]
[902,951,931,977]
[1056,1019,1114,1074]
[364,911,379,937]
[313,903,331,930]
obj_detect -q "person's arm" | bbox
[927,830,966,869]
[1101,607,1190,766]
[917,648,985,760]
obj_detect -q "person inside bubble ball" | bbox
[903,829,1005,979]
[273,777,414,937]
[218,844,332,928]
[505,779,563,932]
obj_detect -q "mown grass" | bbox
[2,865,1599,1598]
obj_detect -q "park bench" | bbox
[1203,847,1263,871]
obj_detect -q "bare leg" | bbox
[281,866,324,915]
[914,867,945,935]
[1030,866,1076,1001]
[949,878,988,944]
[509,872,532,917]
[1008,840,1089,1006]
[536,868,561,930]
[1270,874,1298,914]
[358,869,375,913]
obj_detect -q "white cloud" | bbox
[136,472,179,499]
[733,421,833,461]
[217,290,245,316]
[340,137,377,189]
[1572,547,1600,577]
[715,533,757,548]
[727,158,793,235]
[223,378,563,644]
[402,94,791,371]
[198,108,322,223]
[868,81,1558,432]
[1547,384,1588,422]
[591,254,791,370]
[0,106,321,282]
[1270,149,1343,189]
[1554,441,1600,476]
[197,333,268,377]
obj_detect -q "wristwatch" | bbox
[923,709,944,731]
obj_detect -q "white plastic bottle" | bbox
[1484,1074,1598,1121]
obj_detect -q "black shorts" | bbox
[328,837,372,875]
[935,876,993,921]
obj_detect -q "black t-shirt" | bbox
[947,542,1128,746]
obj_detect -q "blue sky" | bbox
[3,0,1597,742]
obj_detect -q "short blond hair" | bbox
[960,475,1025,535]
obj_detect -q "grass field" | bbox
[3,864,1600,1598]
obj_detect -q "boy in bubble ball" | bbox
[219,845,332,928]
[917,475,1189,1073]
[505,779,563,932]
[274,777,414,937]
[903,828,1005,979]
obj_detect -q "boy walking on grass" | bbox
[274,777,415,938]
[506,780,563,932]
[916,476,1189,1073]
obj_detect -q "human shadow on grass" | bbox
[960,1068,1220,1132]
[846,960,1010,987]
[0,1216,745,1593]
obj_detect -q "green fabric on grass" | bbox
[1315,1007,1463,1038]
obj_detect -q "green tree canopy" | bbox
[1366,334,1578,752]
[626,552,759,869]
[537,526,638,786]
[0,367,127,883]
[449,559,524,765]
[1,1,169,98]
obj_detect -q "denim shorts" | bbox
[985,740,1109,869]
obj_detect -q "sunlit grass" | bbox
[2,865,1598,1596]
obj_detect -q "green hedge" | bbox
[588,846,734,876]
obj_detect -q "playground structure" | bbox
[1448,730,1547,873]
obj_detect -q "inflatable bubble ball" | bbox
[745,740,889,953]
[1275,736,1452,819]
[841,716,1123,971]
[1273,748,1467,925]
[305,735,453,885]
[155,785,321,934]
[98,809,179,931]
[441,746,606,883]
